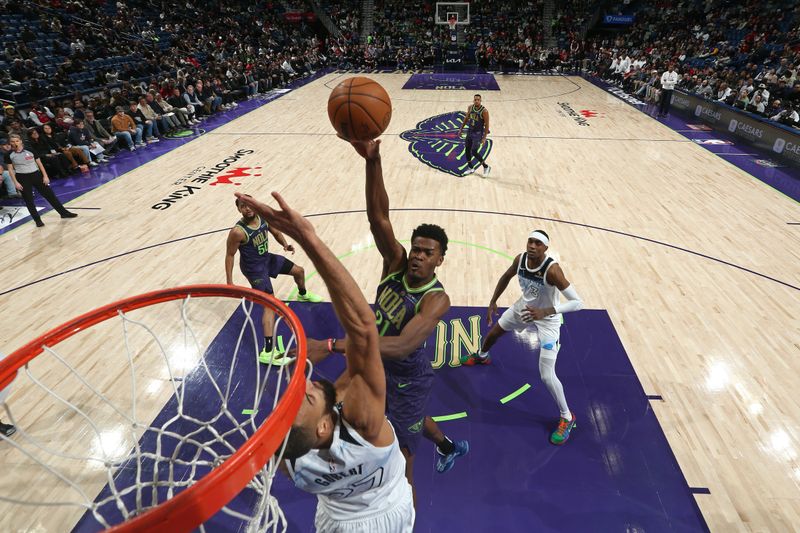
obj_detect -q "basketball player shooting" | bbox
[457,94,491,177]
[225,195,322,365]
[460,230,584,445]
[233,191,415,533]
[298,138,469,504]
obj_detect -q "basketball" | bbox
[327,77,392,141]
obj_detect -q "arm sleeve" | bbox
[554,285,583,314]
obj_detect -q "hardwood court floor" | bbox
[1,73,799,531]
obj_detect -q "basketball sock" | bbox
[539,354,570,420]
[264,336,273,352]
[437,436,455,455]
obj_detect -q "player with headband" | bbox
[460,229,584,445]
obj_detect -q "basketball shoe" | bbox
[459,351,491,366]
[296,291,323,303]
[435,439,469,473]
[259,347,294,366]
[550,413,576,445]
[0,422,16,437]
[482,165,491,177]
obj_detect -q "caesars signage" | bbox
[670,91,800,166]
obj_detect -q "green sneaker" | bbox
[550,413,576,445]
[259,347,294,366]
[296,291,323,303]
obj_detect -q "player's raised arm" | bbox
[234,192,387,440]
[348,139,406,277]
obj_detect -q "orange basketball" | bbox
[327,77,392,141]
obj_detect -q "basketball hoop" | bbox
[448,16,457,32]
[0,285,307,532]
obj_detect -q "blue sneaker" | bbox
[435,439,469,473]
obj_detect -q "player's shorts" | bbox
[242,254,294,294]
[314,481,414,533]
[498,299,561,342]
[384,372,434,455]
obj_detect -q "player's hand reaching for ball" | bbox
[341,135,381,161]
[234,192,315,244]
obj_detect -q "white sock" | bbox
[539,354,570,419]
[478,350,489,359]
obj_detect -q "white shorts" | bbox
[497,299,561,343]
[314,484,414,533]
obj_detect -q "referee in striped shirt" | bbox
[3,134,76,227]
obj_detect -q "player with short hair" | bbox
[234,191,415,532]
[461,230,584,445]
[225,194,321,363]
[457,94,491,177]
[303,139,468,503]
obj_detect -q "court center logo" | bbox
[151,149,257,210]
[400,111,493,177]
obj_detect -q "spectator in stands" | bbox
[67,120,105,167]
[746,94,766,115]
[137,96,167,137]
[126,101,158,143]
[716,82,733,104]
[27,128,72,179]
[110,106,143,150]
[168,88,198,124]
[154,92,191,127]
[4,134,77,228]
[54,108,74,131]
[1,138,23,199]
[145,93,181,132]
[41,123,89,172]
[183,85,205,117]
[27,102,55,128]
[83,110,119,156]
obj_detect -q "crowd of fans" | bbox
[1,0,331,201]
[4,0,800,205]
[586,0,800,127]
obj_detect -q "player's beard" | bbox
[282,425,317,460]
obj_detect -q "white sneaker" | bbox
[463,167,475,175]
[88,161,99,167]
[482,165,491,177]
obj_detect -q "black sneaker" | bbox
[61,212,78,219]
[0,423,16,437]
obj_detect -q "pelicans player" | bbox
[457,94,491,177]
[225,195,321,364]
[461,230,584,445]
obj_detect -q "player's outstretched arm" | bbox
[486,254,519,325]
[234,192,388,442]
[348,138,406,277]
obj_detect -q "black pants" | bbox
[465,135,487,167]
[659,89,673,115]
[17,170,70,223]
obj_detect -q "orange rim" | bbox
[0,284,307,532]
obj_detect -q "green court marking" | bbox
[431,411,468,422]
[242,409,257,415]
[500,383,532,404]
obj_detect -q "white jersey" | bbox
[515,253,560,325]
[287,406,410,523]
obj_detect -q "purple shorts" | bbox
[384,372,434,454]
[243,254,293,294]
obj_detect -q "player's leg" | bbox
[424,416,469,474]
[536,323,575,444]
[469,134,489,172]
[463,135,476,174]
[461,302,525,365]
[287,264,323,302]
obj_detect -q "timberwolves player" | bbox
[234,191,414,532]
[461,230,584,445]
[225,195,321,364]
[457,94,491,177]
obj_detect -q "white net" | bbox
[0,291,304,532]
